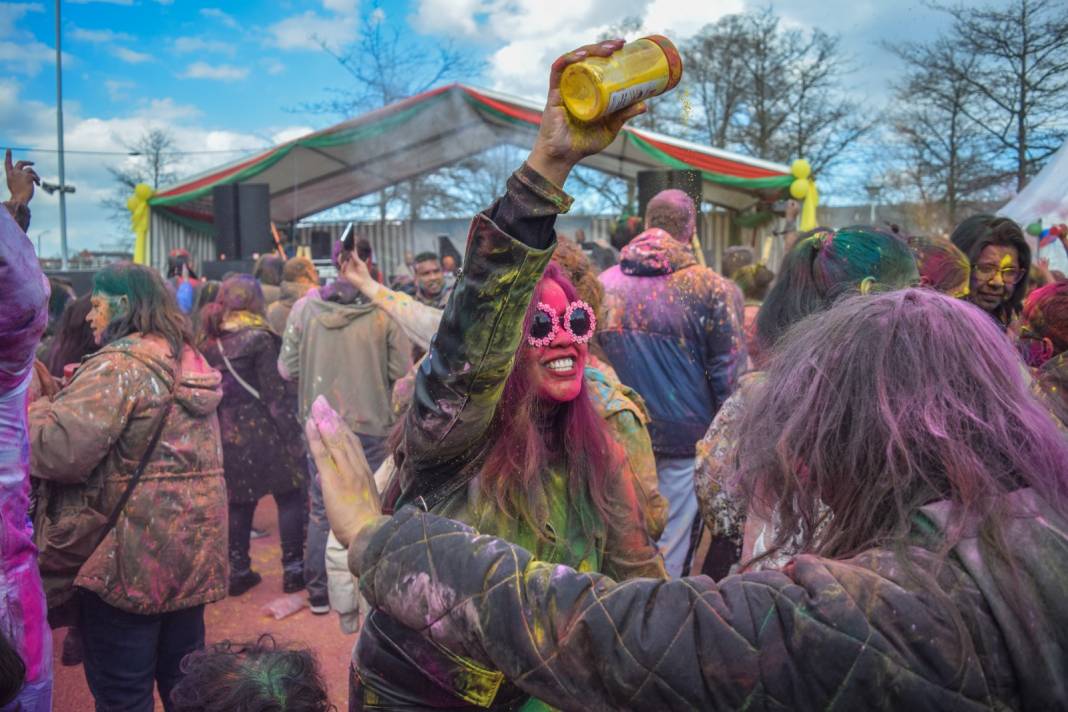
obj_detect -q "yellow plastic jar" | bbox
[560,36,683,123]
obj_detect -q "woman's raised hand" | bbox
[527,40,647,187]
[305,395,382,547]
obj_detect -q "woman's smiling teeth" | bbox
[546,357,575,372]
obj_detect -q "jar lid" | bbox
[642,35,683,91]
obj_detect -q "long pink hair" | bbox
[479,264,621,538]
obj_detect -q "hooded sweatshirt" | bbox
[30,334,228,614]
[279,282,410,435]
[599,229,746,457]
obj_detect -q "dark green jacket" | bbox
[357,488,1068,711]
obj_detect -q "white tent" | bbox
[999,140,1068,272]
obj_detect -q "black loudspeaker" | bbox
[637,170,702,219]
[212,184,273,260]
[310,230,333,260]
[200,259,255,281]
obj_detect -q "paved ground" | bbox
[51,498,356,711]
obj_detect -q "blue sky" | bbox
[1,0,951,256]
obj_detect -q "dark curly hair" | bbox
[169,635,334,712]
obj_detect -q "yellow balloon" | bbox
[790,178,809,200]
[134,183,154,201]
[791,159,811,180]
[126,196,139,211]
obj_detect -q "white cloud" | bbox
[180,61,249,81]
[200,8,239,30]
[172,36,235,55]
[0,3,53,75]
[69,27,135,43]
[0,3,43,36]
[268,0,360,52]
[407,0,734,98]
[0,39,55,75]
[268,10,358,51]
[0,81,297,257]
[271,126,314,144]
[324,0,359,15]
[104,79,135,100]
[111,46,153,64]
[262,58,286,75]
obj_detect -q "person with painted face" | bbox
[336,40,665,712]
[29,262,227,712]
[410,251,450,308]
[950,214,1031,328]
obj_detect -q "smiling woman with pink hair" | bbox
[316,40,665,712]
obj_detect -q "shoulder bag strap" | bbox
[94,363,181,549]
[216,339,261,400]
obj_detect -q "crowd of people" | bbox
[2,38,1068,712]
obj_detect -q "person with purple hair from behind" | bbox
[1018,281,1068,426]
[0,149,52,712]
[694,227,918,577]
[320,288,1068,711]
[906,234,971,298]
[199,275,307,597]
[599,188,746,576]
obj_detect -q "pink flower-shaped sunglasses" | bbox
[527,300,597,347]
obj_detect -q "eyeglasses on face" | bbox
[973,263,1023,285]
[527,300,596,347]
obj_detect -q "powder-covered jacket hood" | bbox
[619,228,697,276]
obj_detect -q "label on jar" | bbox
[605,78,667,114]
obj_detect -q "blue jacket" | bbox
[599,229,745,457]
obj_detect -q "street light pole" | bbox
[55,0,69,270]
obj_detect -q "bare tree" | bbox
[102,129,181,248]
[678,15,749,147]
[931,0,1068,190]
[888,39,994,224]
[670,8,874,176]
[108,129,179,193]
[302,4,482,220]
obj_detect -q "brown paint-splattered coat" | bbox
[30,334,228,615]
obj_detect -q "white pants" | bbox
[654,455,700,578]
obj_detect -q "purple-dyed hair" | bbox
[198,274,265,342]
[735,288,1068,566]
[645,189,696,243]
[1019,281,1068,367]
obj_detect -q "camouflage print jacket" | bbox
[357,488,1068,711]
[30,334,228,615]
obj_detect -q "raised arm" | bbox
[0,151,47,391]
[395,41,647,507]
[356,507,986,712]
[340,253,444,351]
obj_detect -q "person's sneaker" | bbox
[308,594,330,615]
[283,570,305,594]
[61,626,84,667]
[228,569,263,597]
[250,527,269,539]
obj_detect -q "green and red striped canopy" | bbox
[151,84,792,226]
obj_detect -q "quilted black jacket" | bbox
[356,488,1068,711]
